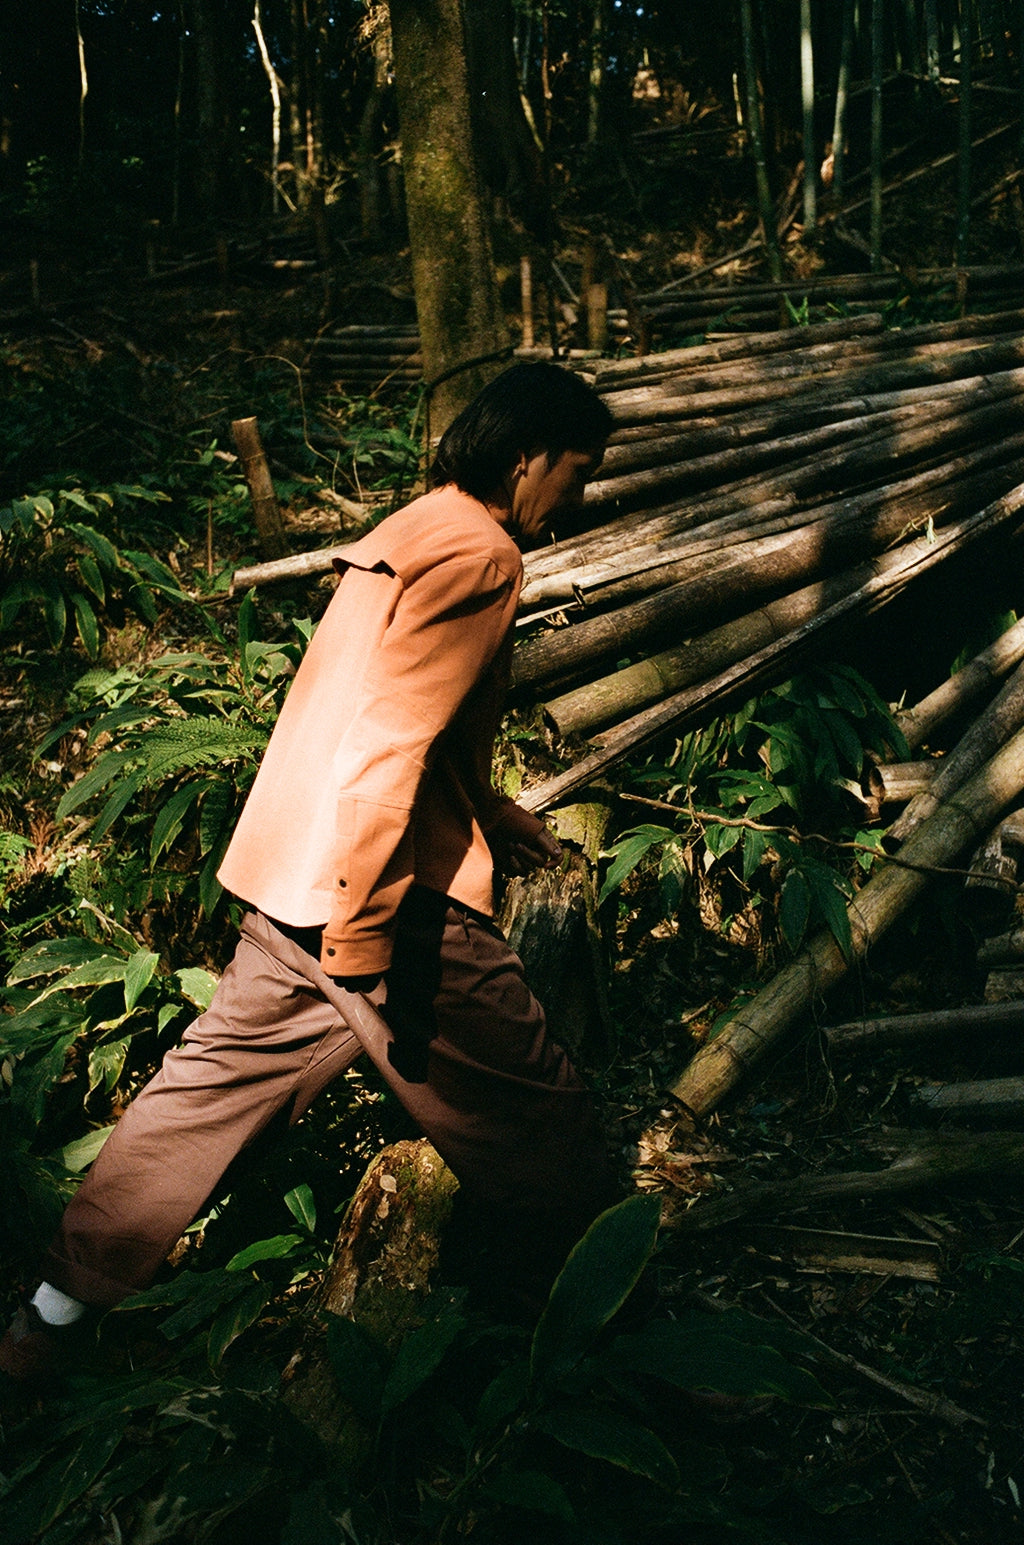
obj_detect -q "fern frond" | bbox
[132,719,269,787]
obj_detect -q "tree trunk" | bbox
[870,0,885,269]
[739,0,783,280]
[800,0,816,235]
[390,0,512,442]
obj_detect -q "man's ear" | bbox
[512,450,529,481]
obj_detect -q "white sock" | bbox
[31,1281,87,1326]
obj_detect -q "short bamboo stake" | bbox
[670,720,1024,1116]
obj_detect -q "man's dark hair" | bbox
[430,362,613,501]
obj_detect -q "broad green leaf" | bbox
[92,767,147,840]
[123,947,160,1011]
[742,827,767,882]
[598,826,674,905]
[476,1360,530,1434]
[65,520,119,571]
[74,551,106,602]
[174,965,219,1010]
[324,1312,386,1425]
[703,821,740,860]
[72,591,100,658]
[779,869,810,950]
[284,1182,317,1232]
[225,1233,305,1271]
[0,1421,128,1542]
[41,580,67,647]
[381,1296,465,1416]
[530,1194,660,1387]
[157,1272,254,1338]
[88,1036,130,1095]
[597,1317,830,1407]
[149,780,205,864]
[55,751,132,819]
[6,937,109,983]
[485,1468,575,1522]
[59,1124,115,1172]
[531,1401,679,1489]
[808,869,854,959]
[207,1279,270,1365]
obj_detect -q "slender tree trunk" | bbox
[831,0,855,207]
[800,0,816,234]
[924,0,941,77]
[74,0,87,171]
[357,11,391,241]
[389,0,511,440]
[253,0,282,215]
[184,0,223,228]
[740,0,783,279]
[956,0,974,267]
[870,0,885,269]
[588,0,609,146]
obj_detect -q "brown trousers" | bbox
[41,890,614,1309]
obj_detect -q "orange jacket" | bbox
[217,486,523,975]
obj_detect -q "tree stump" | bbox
[281,1139,459,1450]
[499,792,614,1056]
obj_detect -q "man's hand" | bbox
[329,974,384,998]
[488,803,563,877]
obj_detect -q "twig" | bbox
[755,1291,985,1428]
[615,791,1009,886]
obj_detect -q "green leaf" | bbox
[0,1423,128,1542]
[74,552,106,602]
[531,1402,679,1489]
[476,1360,530,1434]
[485,1468,575,1521]
[530,1195,660,1387]
[174,965,219,1010]
[704,822,741,860]
[123,947,159,1011]
[88,1036,130,1095]
[72,591,100,658]
[598,826,675,905]
[149,780,205,864]
[284,1182,317,1232]
[58,1124,115,1172]
[742,827,767,881]
[380,1295,465,1416]
[598,1316,831,1407]
[807,868,854,959]
[65,521,119,571]
[55,751,132,820]
[207,1279,270,1365]
[779,869,810,950]
[41,580,68,647]
[6,937,109,984]
[225,1233,305,1271]
[324,1312,386,1425]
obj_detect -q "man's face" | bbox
[510,444,604,547]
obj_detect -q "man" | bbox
[1,361,616,1393]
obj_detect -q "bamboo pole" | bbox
[825,998,1024,1052]
[514,441,1024,690]
[669,723,1024,1117]
[888,653,1024,843]
[517,484,1024,814]
[230,416,290,561]
[894,615,1024,751]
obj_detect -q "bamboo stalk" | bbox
[888,653,1024,843]
[518,484,1024,814]
[230,416,290,561]
[669,720,1024,1117]
[824,998,1024,1052]
[894,615,1024,751]
[515,444,1024,690]
[674,1129,1024,1230]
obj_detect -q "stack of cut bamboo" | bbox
[516,308,1024,814]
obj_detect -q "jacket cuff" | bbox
[320,932,394,977]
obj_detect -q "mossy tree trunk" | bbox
[390,0,512,442]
